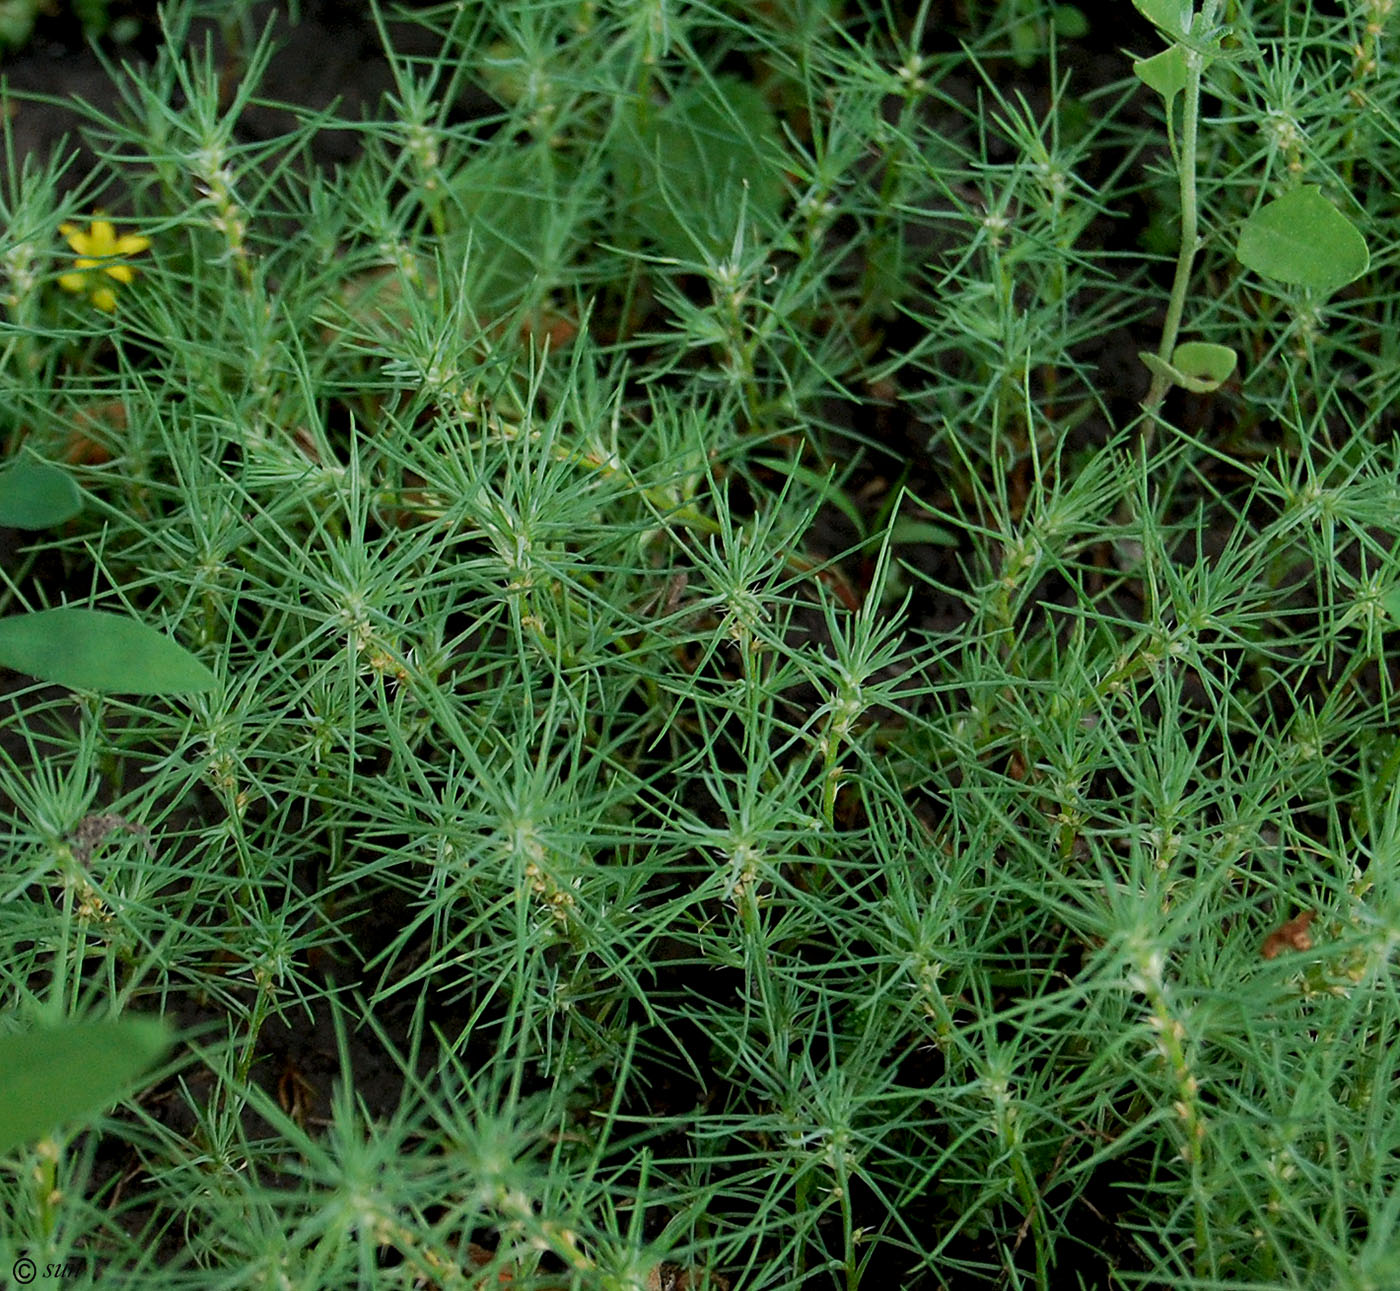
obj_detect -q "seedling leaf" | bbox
[1133,0,1192,38]
[1140,344,1234,394]
[616,77,787,259]
[1381,585,1400,628]
[0,1018,171,1155]
[1236,186,1370,291]
[447,150,592,315]
[1171,341,1236,389]
[1133,46,1188,107]
[753,457,864,534]
[890,518,958,548]
[0,457,82,529]
[0,607,216,695]
[1052,6,1089,38]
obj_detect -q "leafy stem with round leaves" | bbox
[1133,0,1232,423]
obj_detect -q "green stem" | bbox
[1143,4,1221,419]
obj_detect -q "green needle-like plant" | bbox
[0,0,1398,1286]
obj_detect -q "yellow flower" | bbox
[58,217,151,312]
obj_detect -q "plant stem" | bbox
[1142,2,1222,435]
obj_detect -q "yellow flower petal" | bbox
[56,216,149,309]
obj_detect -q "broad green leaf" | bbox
[615,77,787,260]
[446,150,592,315]
[1171,341,1237,390]
[1133,47,1188,108]
[1133,0,1191,38]
[0,607,216,695]
[0,4,37,50]
[1140,348,1233,394]
[753,457,864,534]
[890,518,958,548]
[0,457,82,529]
[0,1018,171,1155]
[1382,586,1400,628]
[1139,351,1182,391]
[1052,5,1089,38]
[1010,14,1039,67]
[1236,186,1370,292]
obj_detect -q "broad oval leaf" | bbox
[1381,585,1400,628]
[1133,47,1188,107]
[1236,186,1370,292]
[0,607,216,695]
[0,457,82,529]
[890,518,959,548]
[1171,340,1237,390]
[616,76,787,260]
[1052,5,1089,38]
[753,456,865,534]
[0,1017,171,1155]
[1139,347,1232,394]
[446,149,593,316]
[1133,0,1191,38]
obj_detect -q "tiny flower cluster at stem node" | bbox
[58,216,151,312]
